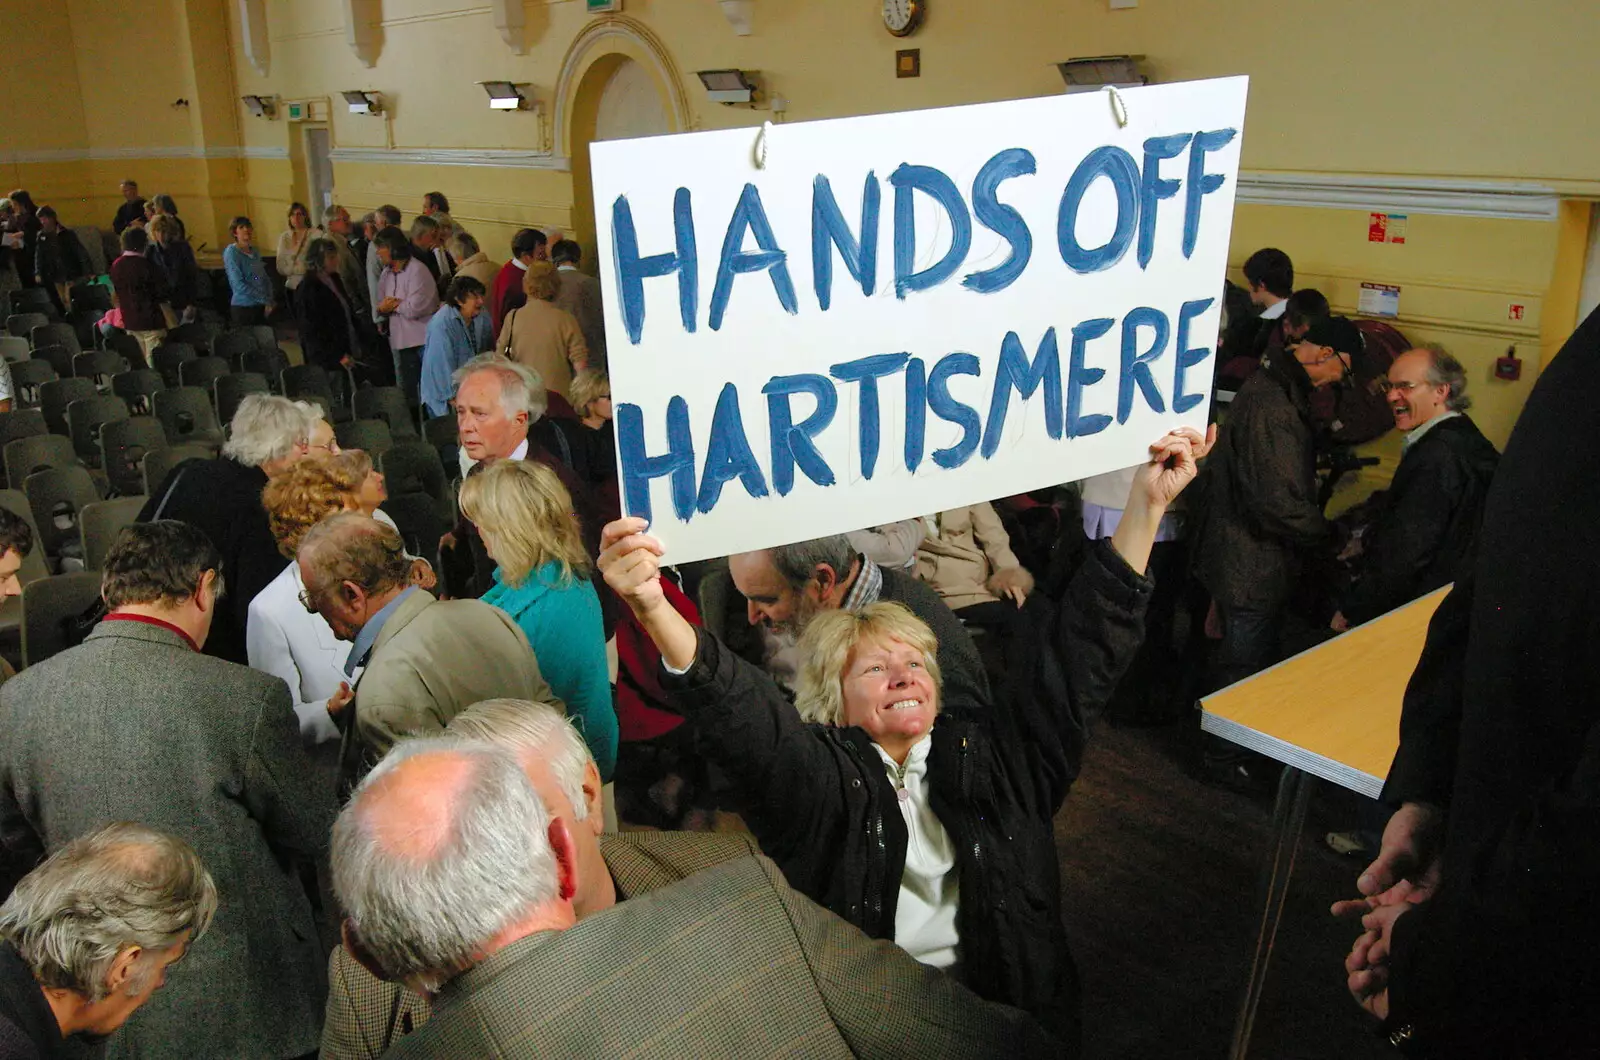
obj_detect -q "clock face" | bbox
[882,0,923,37]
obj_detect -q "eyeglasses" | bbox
[297,585,324,613]
[304,438,341,454]
[1376,380,1423,394]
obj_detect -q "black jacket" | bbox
[1197,352,1329,610]
[0,942,59,1059]
[1379,306,1600,1058]
[295,273,362,371]
[1340,415,1498,625]
[138,457,287,665]
[33,229,86,287]
[112,199,145,235]
[663,540,1151,1040]
[148,239,199,311]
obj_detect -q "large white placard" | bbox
[592,76,1247,564]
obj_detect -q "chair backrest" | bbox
[65,395,130,466]
[103,331,144,370]
[165,322,215,354]
[99,417,168,497]
[353,386,418,439]
[378,493,448,573]
[213,330,257,369]
[63,310,101,354]
[69,284,112,314]
[0,488,52,589]
[8,361,58,409]
[0,409,47,450]
[152,387,224,446]
[214,372,270,426]
[110,369,165,415]
[30,323,80,357]
[0,336,29,364]
[39,376,98,435]
[245,325,278,354]
[151,342,197,387]
[32,345,75,379]
[281,363,333,400]
[80,496,147,569]
[6,312,49,338]
[73,350,130,386]
[142,443,214,498]
[378,441,452,520]
[335,418,394,457]
[23,465,100,558]
[4,434,77,491]
[8,289,54,317]
[21,572,104,668]
[240,347,289,389]
[179,356,230,392]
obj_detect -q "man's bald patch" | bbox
[358,752,477,862]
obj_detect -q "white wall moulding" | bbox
[344,0,382,67]
[237,0,270,76]
[1237,172,1561,222]
[326,146,569,170]
[491,0,526,54]
[0,146,289,163]
[554,16,690,156]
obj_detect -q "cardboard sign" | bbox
[592,77,1248,563]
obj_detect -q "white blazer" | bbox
[246,560,351,746]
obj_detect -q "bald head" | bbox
[1387,345,1469,432]
[333,739,565,987]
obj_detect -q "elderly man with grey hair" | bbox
[1331,345,1500,632]
[321,203,370,318]
[698,532,987,706]
[331,731,1057,1059]
[0,823,216,1054]
[297,513,557,792]
[441,354,599,597]
[138,393,337,663]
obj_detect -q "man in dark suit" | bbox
[1332,346,1499,630]
[111,179,145,235]
[0,521,336,1059]
[140,393,333,663]
[1335,306,1600,1058]
[333,736,1058,1059]
[322,697,759,1057]
[698,533,989,708]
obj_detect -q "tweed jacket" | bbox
[554,265,606,362]
[0,620,335,1060]
[321,832,762,1059]
[340,592,559,789]
[384,852,1058,1059]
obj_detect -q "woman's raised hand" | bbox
[1131,424,1215,512]
[599,517,668,618]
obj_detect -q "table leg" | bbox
[1228,765,1313,1060]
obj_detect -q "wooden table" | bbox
[1200,587,1447,1059]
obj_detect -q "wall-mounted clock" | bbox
[882,0,925,38]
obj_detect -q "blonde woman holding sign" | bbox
[600,425,1211,1039]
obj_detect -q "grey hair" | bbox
[0,823,217,1002]
[453,354,547,423]
[322,203,349,225]
[408,215,439,241]
[222,394,322,467]
[1418,343,1472,412]
[448,700,592,822]
[332,738,559,988]
[762,534,858,592]
[447,229,480,260]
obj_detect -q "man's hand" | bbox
[1330,611,1350,633]
[986,566,1033,609]
[409,558,437,591]
[1129,425,1215,512]
[377,296,400,315]
[598,517,667,619]
[326,682,354,719]
[1331,801,1443,920]
[1345,901,1410,1020]
[438,531,457,554]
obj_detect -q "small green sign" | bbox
[586,0,621,12]
[287,101,305,121]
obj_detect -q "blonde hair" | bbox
[793,602,943,727]
[261,450,374,557]
[522,260,561,302]
[568,368,610,419]
[149,214,181,243]
[457,460,589,586]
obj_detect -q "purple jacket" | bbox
[377,257,439,350]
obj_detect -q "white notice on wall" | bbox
[1358,282,1401,319]
[592,77,1249,563]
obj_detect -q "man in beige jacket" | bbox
[296,512,558,792]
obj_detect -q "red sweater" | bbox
[490,260,524,337]
[110,252,170,332]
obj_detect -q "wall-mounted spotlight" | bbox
[1055,55,1147,93]
[696,69,758,106]
[241,94,277,119]
[478,81,531,111]
[341,90,384,116]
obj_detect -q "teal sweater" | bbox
[481,562,618,780]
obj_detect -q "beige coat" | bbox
[914,502,1028,612]
[454,250,499,291]
[495,298,588,398]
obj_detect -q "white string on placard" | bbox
[1103,85,1129,129]
[753,120,773,170]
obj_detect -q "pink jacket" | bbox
[378,257,439,350]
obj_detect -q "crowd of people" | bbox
[0,177,1591,1060]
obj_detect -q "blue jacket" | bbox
[481,562,617,779]
[420,304,493,416]
[224,243,272,307]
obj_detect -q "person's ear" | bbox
[194,569,219,613]
[580,760,605,836]
[812,564,838,599]
[341,919,394,982]
[104,945,142,995]
[546,817,580,903]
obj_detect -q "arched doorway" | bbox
[559,19,686,271]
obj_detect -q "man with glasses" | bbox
[140,395,337,664]
[1330,346,1499,632]
[294,513,557,793]
[1196,315,1360,789]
